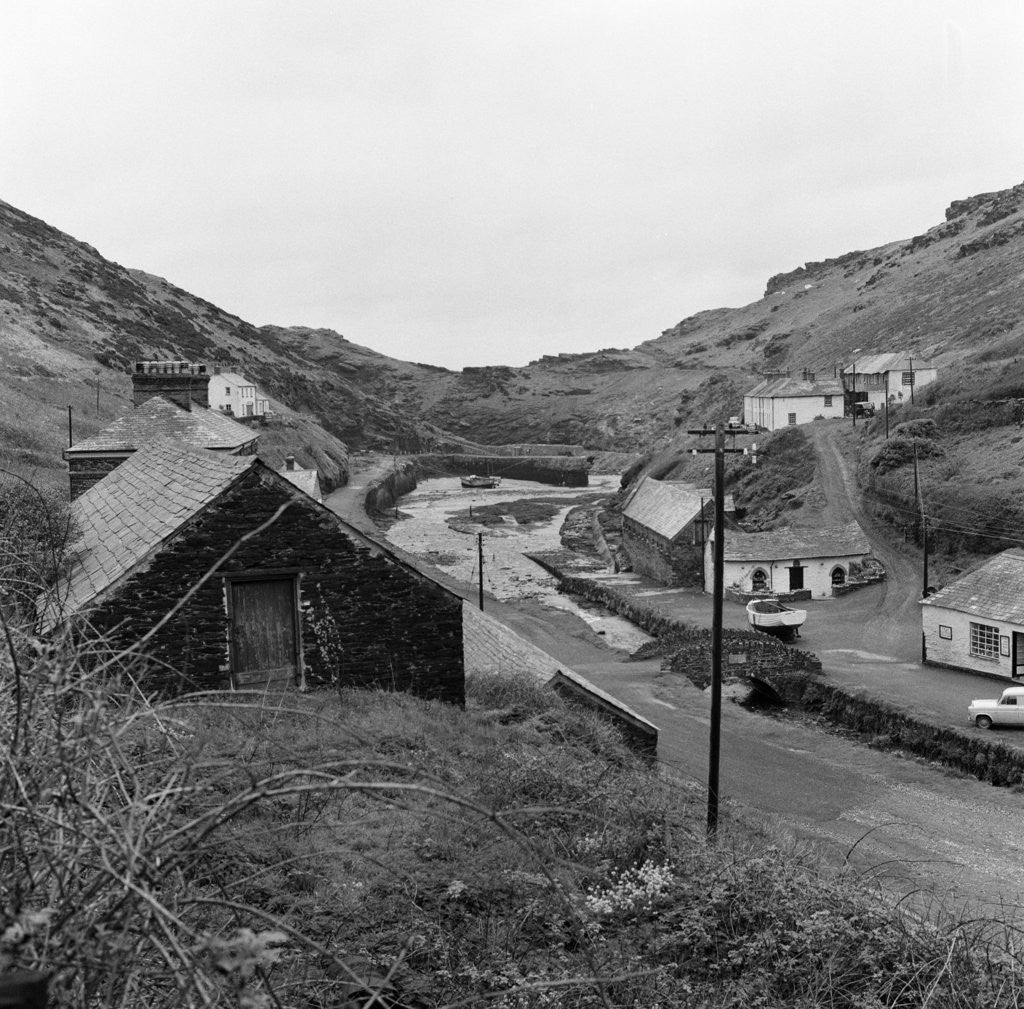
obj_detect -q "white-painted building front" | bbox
[844,353,938,410]
[743,376,845,432]
[208,370,270,417]
[707,522,872,599]
[921,549,1024,679]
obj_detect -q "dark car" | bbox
[854,403,875,418]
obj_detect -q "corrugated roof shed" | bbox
[65,396,257,454]
[921,549,1024,625]
[744,376,844,399]
[43,442,256,628]
[720,521,870,561]
[622,477,707,541]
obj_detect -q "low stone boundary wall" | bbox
[769,669,1024,788]
[417,453,590,487]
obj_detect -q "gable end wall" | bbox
[82,469,464,703]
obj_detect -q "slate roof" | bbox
[719,521,871,562]
[279,465,322,500]
[920,549,1024,625]
[622,477,707,540]
[852,353,934,375]
[43,441,257,629]
[210,371,255,388]
[65,396,257,455]
[743,376,844,400]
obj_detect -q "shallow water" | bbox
[384,476,652,652]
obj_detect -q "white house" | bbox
[743,376,845,432]
[208,370,270,417]
[706,522,872,598]
[921,549,1024,679]
[843,353,938,410]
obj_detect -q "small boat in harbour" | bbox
[461,474,501,489]
[746,597,807,638]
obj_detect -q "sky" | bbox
[3,1,1023,370]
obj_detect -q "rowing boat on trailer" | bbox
[746,597,807,637]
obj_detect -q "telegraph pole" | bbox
[688,421,756,839]
[477,532,484,611]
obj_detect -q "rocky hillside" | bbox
[1,180,1023,486]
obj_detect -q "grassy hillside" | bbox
[856,351,1024,584]
[5,180,1024,473]
[4,632,1020,1007]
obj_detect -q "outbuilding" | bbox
[742,376,845,432]
[621,476,729,586]
[707,522,872,598]
[921,549,1024,679]
[843,353,938,411]
[41,440,465,703]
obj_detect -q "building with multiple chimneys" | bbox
[64,361,258,499]
[208,366,270,417]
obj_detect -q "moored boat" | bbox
[746,597,807,637]
[461,474,501,489]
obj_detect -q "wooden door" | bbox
[230,578,298,687]
[788,564,804,591]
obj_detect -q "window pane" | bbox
[970,621,999,657]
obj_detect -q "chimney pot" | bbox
[285,455,296,470]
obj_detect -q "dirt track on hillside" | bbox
[806,421,923,657]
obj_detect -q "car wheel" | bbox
[975,715,993,729]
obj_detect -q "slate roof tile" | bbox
[623,477,708,541]
[43,441,256,629]
[720,521,871,562]
[921,549,1024,625]
[744,377,844,399]
[65,396,256,454]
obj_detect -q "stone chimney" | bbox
[285,455,296,471]
[132,360,210,410]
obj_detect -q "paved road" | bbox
[334,451,1024,920]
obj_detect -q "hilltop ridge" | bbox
[1,179,1023,484]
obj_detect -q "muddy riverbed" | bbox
[382,476,653,652]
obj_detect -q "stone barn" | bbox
[621,477,724,586]
[41,441,464,703]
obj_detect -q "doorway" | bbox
[1013,632,1024,679]
[787,563,805,591]
[229,577,299,687]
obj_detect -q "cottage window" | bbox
[830,566,846,586]
[823,396,833,407]
[751,568,768,591]
[901,371,915,386]
[969,621,999,658]
[787,413,797,426]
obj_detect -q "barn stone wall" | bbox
[620,517,702,587]
[82,468,465,703]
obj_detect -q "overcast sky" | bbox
[3,2,1023,369]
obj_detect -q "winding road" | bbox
[333,444,1024,923]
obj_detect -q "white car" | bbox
[968,686,1024,729]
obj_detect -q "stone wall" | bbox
[67,454,129,500]
[621,517,702,587]
[417,453,590,487]
[364,460,420,513]
[83,467,465,703]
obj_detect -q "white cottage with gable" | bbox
[921,549,1024,679]
[743,376,845,432]
[707,522,872,598]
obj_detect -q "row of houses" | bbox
[743,353,939,432]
